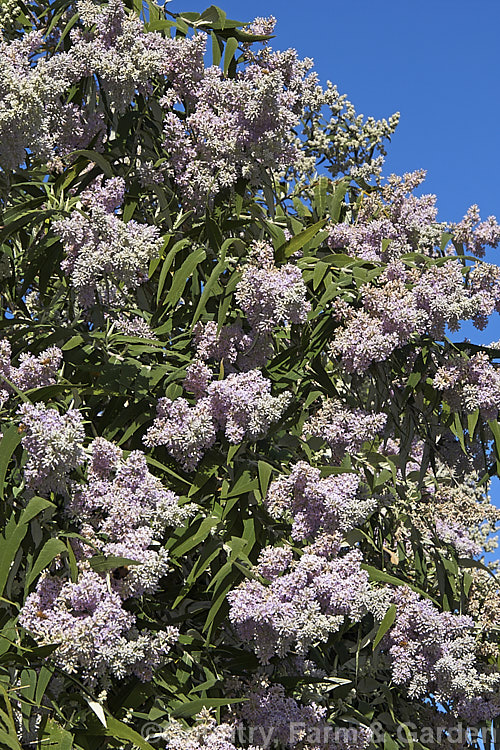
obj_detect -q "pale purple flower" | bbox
[236,241,310,332]
[265,461,366,543]
[0,342,62,405]
[144,396,217,471]
[434,352,500,420]
[303,399,387,461]
[193,320,271,371]
[53,176,162,307]
[385,587,500,714]
[228,547,372,663]
[19,436,189,684]
[453,204,500,258]
[146,371,290,469]
[18,403,86,495]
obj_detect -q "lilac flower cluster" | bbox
[160,711,240,750]
[434,518,481,558]
[0,28,102,169]
[434,352,500,420]
[265,461,372,546]
[68,438,193,596]
[236,680,372,749]
[412,262,500,335]
[325,172,500,373]
[239,681,373,749]
[330,261,498,373]
[456,696,500,726]
[144,396,217,471]
[192,320,272,372]
[302,399,387,462]
[452,204,500,258]
[244,15,277,38]
[328,171,441,261]
[208,370,291,442]
[17,403,86,496]
[0,0,151,168]
[20,570,178,683]
[74,0,180,113]
[113,313,158,340]
[183,360,214,399]
[20,433,192,683]
[0,0,216,170]
[235,241,311,332]
[468,570,500,663]
[328,169,499,264]
[467,262,500,329]
[53,176,162,307]
[386,587,500,717]
[383,437,497,559]
[145,370,290,470]
[162,45,321,210]
[238,682,326,748]
[0,342,61,406]
[227,546,373,663]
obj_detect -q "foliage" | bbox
[0,1,500,749]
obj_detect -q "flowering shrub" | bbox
[0,2,500,749]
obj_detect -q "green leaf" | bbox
[211,31,223,64]
[122,198,138,222]
[0,497,54,596]
[89,555,140,573]
[222,470,258,498]
[69,150,114,178]
[327,176,351,221]
[200,5,227,26]
[146,19,175,32]
[156,238,190,303]
[191,241,232,326]
[457,557,498,579]
[312,260,329,290]
[171,697,245,718]
[313,176,329,218]
[361,565,435,602]
[65,540,78,584]
[451,412,466,453]
[397,722,414,749]
[278,219,327,261]
[103,716,157,750]
[188,457,219,497]
[169,516,219,558]
[257,461,273,498]
[165,247,206,308]
[0,425,21,500]
[384,732,398,750]
[440,231,453,252]
[55,11,79,50]
[86,700,107,728]
[26,538,68,591]
[263,220,287,250]
[373,604,396,649]
[203,574,235,636]
[223,37,238,76]
[489,419,500,471]
[467,408,480,439]
[0,685,22,750]
[20,496,55,525]
[34,666,53,707]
